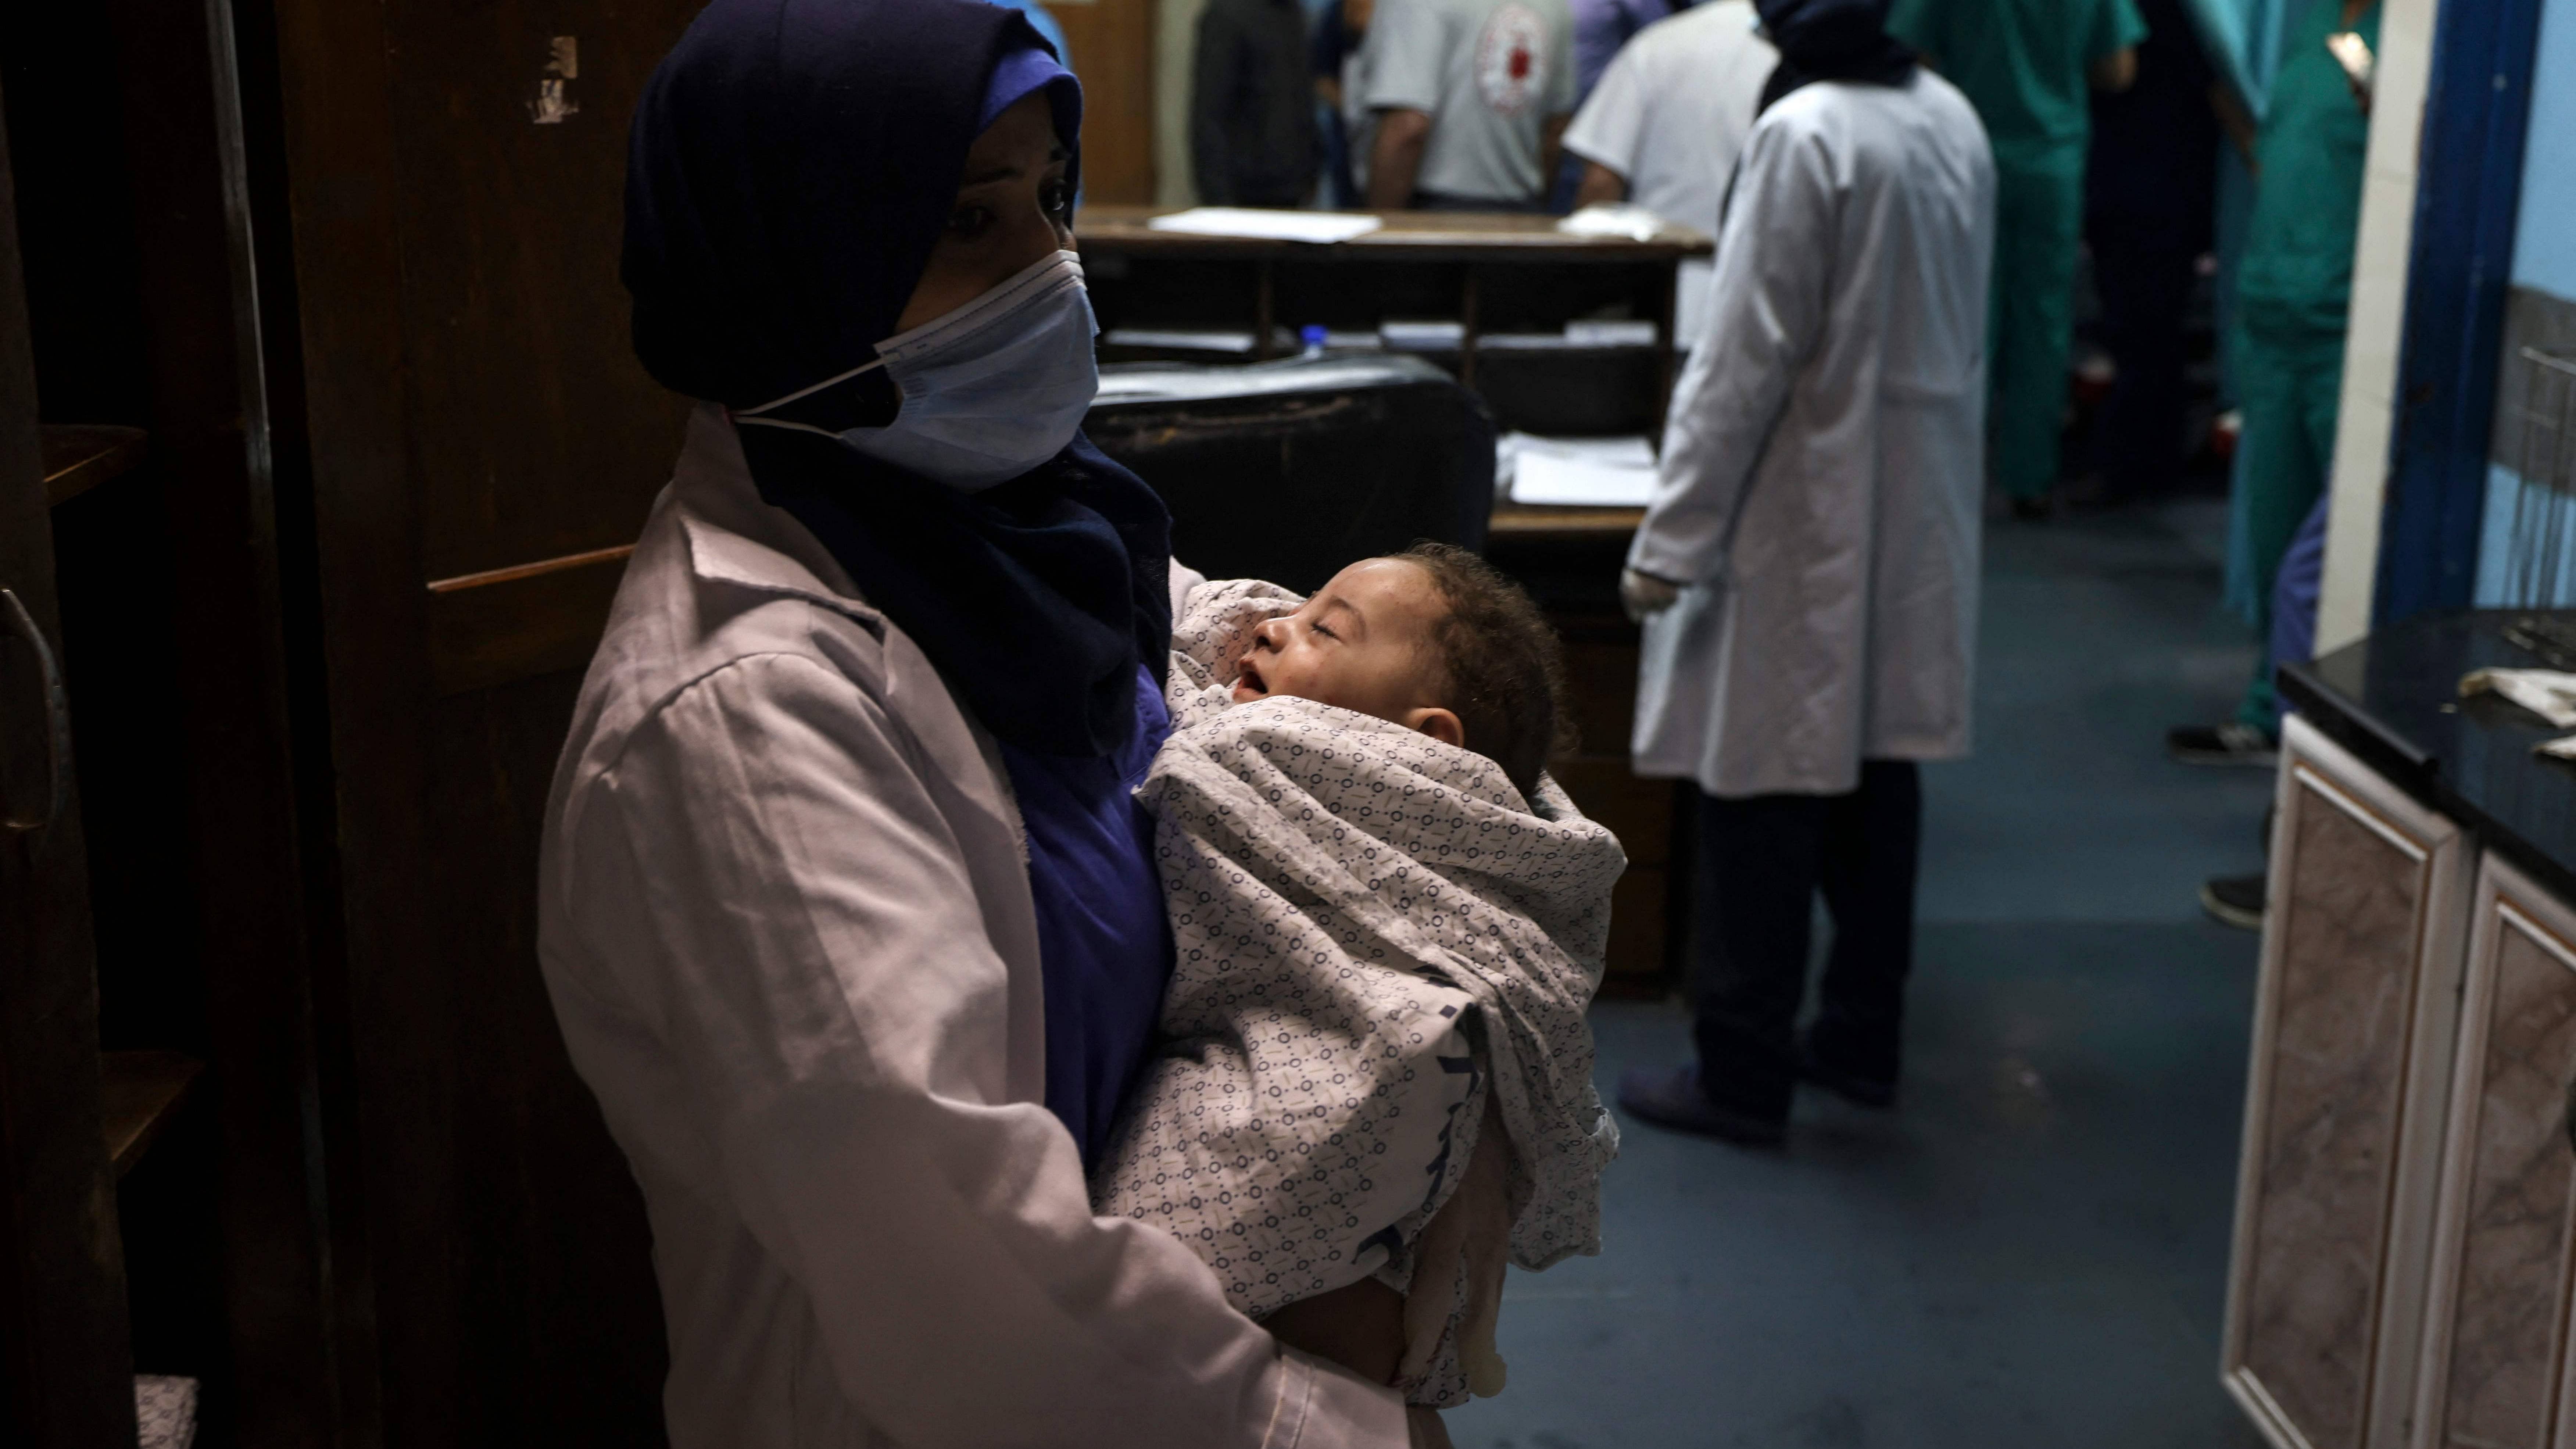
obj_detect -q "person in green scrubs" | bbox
[2168,0,2376,766]
[1888,0,2144,517]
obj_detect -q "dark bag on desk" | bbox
[1085,356,1495,594]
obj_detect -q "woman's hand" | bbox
[1620,566,1684,624]
[1407,1406,1455,1449]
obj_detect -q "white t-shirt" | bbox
[1561,0,1775,336]
[1343,46,1377,190]
[1364,0,1577,204]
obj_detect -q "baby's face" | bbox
[1232,559,1452,727]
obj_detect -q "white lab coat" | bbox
[536,404,1408,1449]
[1628,72,1996,799]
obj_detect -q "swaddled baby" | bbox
[1091,543,1623,1407]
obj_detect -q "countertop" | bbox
[2281,609,2576,899]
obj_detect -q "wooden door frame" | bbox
[229,0,436,1438]
[0,75,139,1449]
[135,0,384,1439]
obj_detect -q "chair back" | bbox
[1085,355,1496,594]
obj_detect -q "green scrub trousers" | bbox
[1990,150,2086,502]
[1888,0,2147,503]
[2228,319,2344,727]
[2226,0,2375,729]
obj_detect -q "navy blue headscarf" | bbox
[624,0,1172,759]
[1754,0,1917,113]
[626,0,1181,1166]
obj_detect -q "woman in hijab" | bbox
[1614,0,1996,1147]
[537,1,1432,1443]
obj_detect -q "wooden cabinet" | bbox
[2411,854,2576,1449]
[7,0,710,1435]
[2226,714,2474,1449]
[0,91,138,1448]
[2223,712,2576,1449]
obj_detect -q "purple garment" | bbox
[2268,491,2329,707]
[1572,0,1677,100]
[1003,665,1178,1169]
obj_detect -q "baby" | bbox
[1223,547,1561,802]
[1091,543,1624,1407]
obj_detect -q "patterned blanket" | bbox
[1092,580,1624,1403]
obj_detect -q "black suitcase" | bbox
[1084,355,1495,594]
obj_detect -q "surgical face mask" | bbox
[735,249,1099,490]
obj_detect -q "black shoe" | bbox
[2057,472,2113,512]
[1797,1040,1897,1109]
[2201,872,2266,931]
[1616,1064,1788,1147]
[2167,722,2279,768]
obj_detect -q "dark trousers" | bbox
[1690,761,1922,1121]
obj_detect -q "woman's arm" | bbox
[557,650,1408,1447]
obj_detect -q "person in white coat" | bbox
[1613,0,1994,1147]
[546,1,1442,1443]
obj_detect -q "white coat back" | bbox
[1628,71,1997,798]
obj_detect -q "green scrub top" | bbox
[1887,0,2149,170]
[2236,0,2378,336]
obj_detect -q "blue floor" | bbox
[1449,501,2282,1448]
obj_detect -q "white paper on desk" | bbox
[1145,208,1384,243]
[1507,435,1659,507]
[1381,319,1467,350]
[1556,203,1672,242]
[1101,328,1259,353]
[2462,667,2576,727]
[1495,431,1653,496]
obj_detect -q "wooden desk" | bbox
[1076,207,1713,437]
[1488,502,1648,541]
[1481,499,1684,993]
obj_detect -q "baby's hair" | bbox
[1395,541,1575,801]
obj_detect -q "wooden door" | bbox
[0,87,137,1448]
[2223,714,2473,1449]
[254,1,695,1439]
[1055,0,1159,203]
[2409,852,2576,1449]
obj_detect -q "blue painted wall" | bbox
[2469,0,2576,605]
[2509,0,2576,300]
